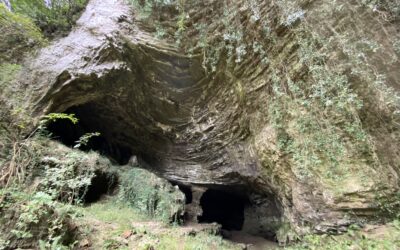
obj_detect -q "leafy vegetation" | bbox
[41,113,79,125]
[39,151,98,204]
[74,132,101,149]
[0,119,185,249]
[9,0,88,37]
[77,197,240,250]
[0,3,45,62]
[286,222,400,250]
[0,0,87,63]
[118,167,185,223]
[0,188,79,249]
[0,134,117,249]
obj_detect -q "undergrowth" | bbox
[118,167,185,224]
[0,3,45,62]
[286,222,400,250]
[76,196,239,250]
[0,111,116,249]
[0,187,79,249]
[9,0,88,38]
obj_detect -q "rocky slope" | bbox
[11,0,400,243]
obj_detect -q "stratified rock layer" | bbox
[19,0,400,242]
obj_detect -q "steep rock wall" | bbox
[16,0,400,242]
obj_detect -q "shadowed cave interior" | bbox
[45,105,280,239]
[46,105,133,165]
[175,184,193,204]
[82,170,118,204]
[198,189,249,231]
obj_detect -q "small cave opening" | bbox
[179,185,193,204]
[45,115,85,147]
[44,105,133,165]
[81,171,118,204]
[198,189,248,231]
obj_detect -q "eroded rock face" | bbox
[20,0,400,242]
[29,0,263,189]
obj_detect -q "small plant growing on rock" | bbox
[40,113,78,127]
[74,132,101,149]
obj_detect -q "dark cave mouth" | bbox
[81,170,118,204]
[44,106,281,240]
[196,188,281,242]
[197,189,249,231]
[45,105,133,165]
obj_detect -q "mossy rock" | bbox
[0,3,45,63]
[10,0,88,38]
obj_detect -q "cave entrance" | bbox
[81,171,118,204]
[197,189,248,231]
[45,114,85,148]
[45,105,133,165]
[179,185,193,204]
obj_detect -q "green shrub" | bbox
[31,138,116,204]
[39,152,96,204]
[10,0,88,37]
[0,63,21,88]
[118,167,185,223]
[0,188,79,249]
[286,222,400,250]
[360,0,400,20]
[0,3,45,62]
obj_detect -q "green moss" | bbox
[0,4,45,62]
[0,63,21,88]
[10,0,87,38]
[155,232,241,250]
[286,222,400,250]
[359,0,400,20]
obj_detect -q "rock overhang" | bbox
[18,0,400,242]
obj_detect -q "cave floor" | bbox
[229,231,278,250]
[75,196,279,250]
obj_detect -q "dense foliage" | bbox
[9,0,87,37]
[0,188,78,249]
[0,4,44,62]
[0,0,87,61]
[118,167,185,223]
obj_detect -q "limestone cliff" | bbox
[9,0,400,242]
